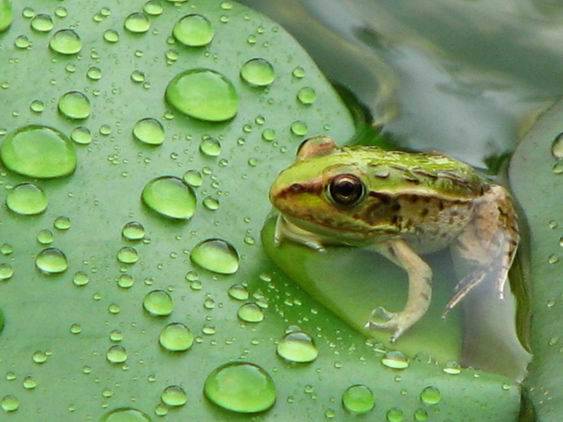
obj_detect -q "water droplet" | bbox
[124,12,150,33]
[54,216,71,230]
[292,66,305,79]
[159,322,194,352]
[0,263,14,281]
[166,69,239,122]
[144,1,164,16]
[32,351,47,364]
[173,14,214,47]
[297,87,317,105]
[6,183,47,215]
[228,284,249,301]
[161,385,187,407]
[30,100,45,113]
[237,303,264,323]
[87,66,102,81]
[1,395,19,413]
[143,290,173,316]
[117,247,139,264]
[122,221,145,241]
[103,29,119,43]
[70,323,81,334]
[552,133,563,160]
[190,238,239,274]
[200,137,221,156]
[204,362,276,413]
[420,386,441,405]
[203,196,219,210]
[31,14,53,32]
[342,385,375,414]
[116,274,133,289]
[0,125,77,178]
[36,248,68,274]
[386,407,404,422]
[58,91,91,120]
[73,271,89,287]
[291,120,308,136]
[54,7,67,18]
[49,29,82,55]
[442,361,461,375]
[22,376,37,390]
[381,351,409,369]
[37,229,54,245]
[133,118,165,145]
[71,127,92,145]
[183,170,203,187]
[142,176,196,220]
[240,58,275,87]
[414,408,428,421]
[262,128,276,142]
[106,345,127,363]
[102,408,151,422]
[0,0,13,33]
[15,35,31,49]
[276,331,318,363]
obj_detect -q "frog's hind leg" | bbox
[445,185,519,314]
[365,239,432,342]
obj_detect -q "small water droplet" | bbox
[414,408,429,421]
[420,386,441,405]
[117,274,134,289]
[54,216,71,230]
[381,351,409,369]
[200,137,221,156]
[32,351,47,364]
[204,362,276,413]
[87,66,102,81]
[122,221,145,241]
[190,238,239,274]
[22,376,37,390]
[15,35,31,49]
[124,12,150,34]
[1,395,19,413]
[49,29,82,55]
[297,87,317,105]
[36,248,68,274]
[552,133,563,160]
[183,170,203,187]
[262,128,276,142]
[31,14,53,32]
[0,125,77,178]
[240,58,275,87]
[173,14,214,47]
[0,263,14,281]
[143,290,173,316]
[71,127,92,145]
[37,229,54,245]
[142,176,196,220]
[277,331,318,363]
[159,322,193,352]
[58,91,91,120]
[133,118,165,145]
[290,120,308,136]
[203,196,219,210]
[73,271,89,287]
[237,303,264,323]
[386,407,404,422]
[106,345,127,363]
[144,1,164,16]
[292,66,305,79]
[342,384,374,414]
[117,247,139,264]
[161,385,188,407]
[103,29,119,43]
[166,69,239,122]
[6,183,47,215]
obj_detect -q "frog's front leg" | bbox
[274,214,326,252]
[365,239,432,342]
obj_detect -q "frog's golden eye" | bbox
[328,174,365,207]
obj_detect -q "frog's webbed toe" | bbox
[365,307,408,342]
[274,214,326,252]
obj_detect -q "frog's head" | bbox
[270,136,374,238]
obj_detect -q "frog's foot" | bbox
[274,214,326,252]
[442,269,487,318]
[364,307,408,342]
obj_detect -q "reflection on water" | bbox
[246,0,539,380]
[241,0,562,167]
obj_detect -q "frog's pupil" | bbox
[329,175,364,206]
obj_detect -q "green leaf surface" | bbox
[0,1,520,420]
[510,100,563,421]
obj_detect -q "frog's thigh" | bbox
[274,214,326,252]
[367,240,432,341]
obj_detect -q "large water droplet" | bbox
[420,386,441,405]
[58,91,91,120]
[342,385,375,414]
[0,125,76,178]
[124,12,150,34]
[142,176,196,220]
[238,303,264,323]
[173,14,214,47]
[49,29,82,55]
[36,248,68,274]
[161,385,188,407]
[102,408,151,422]
[159,322,194,352]
[0,0,13,33]
[190,239,239,274]
[133,118,165,146]
[240,58,275,87]
[276,331,318,363]
[6,183,47,215]
[31,14,53,32]
[143,290,173,316]
[166,69,239,122]
[204,362,276,413]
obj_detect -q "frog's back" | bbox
[341,145,486,201]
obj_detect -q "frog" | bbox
[269,136,519,342]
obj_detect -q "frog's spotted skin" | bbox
[270,136,519,342]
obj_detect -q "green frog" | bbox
[269,136,519,341]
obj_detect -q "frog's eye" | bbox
[328,174,365,207]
